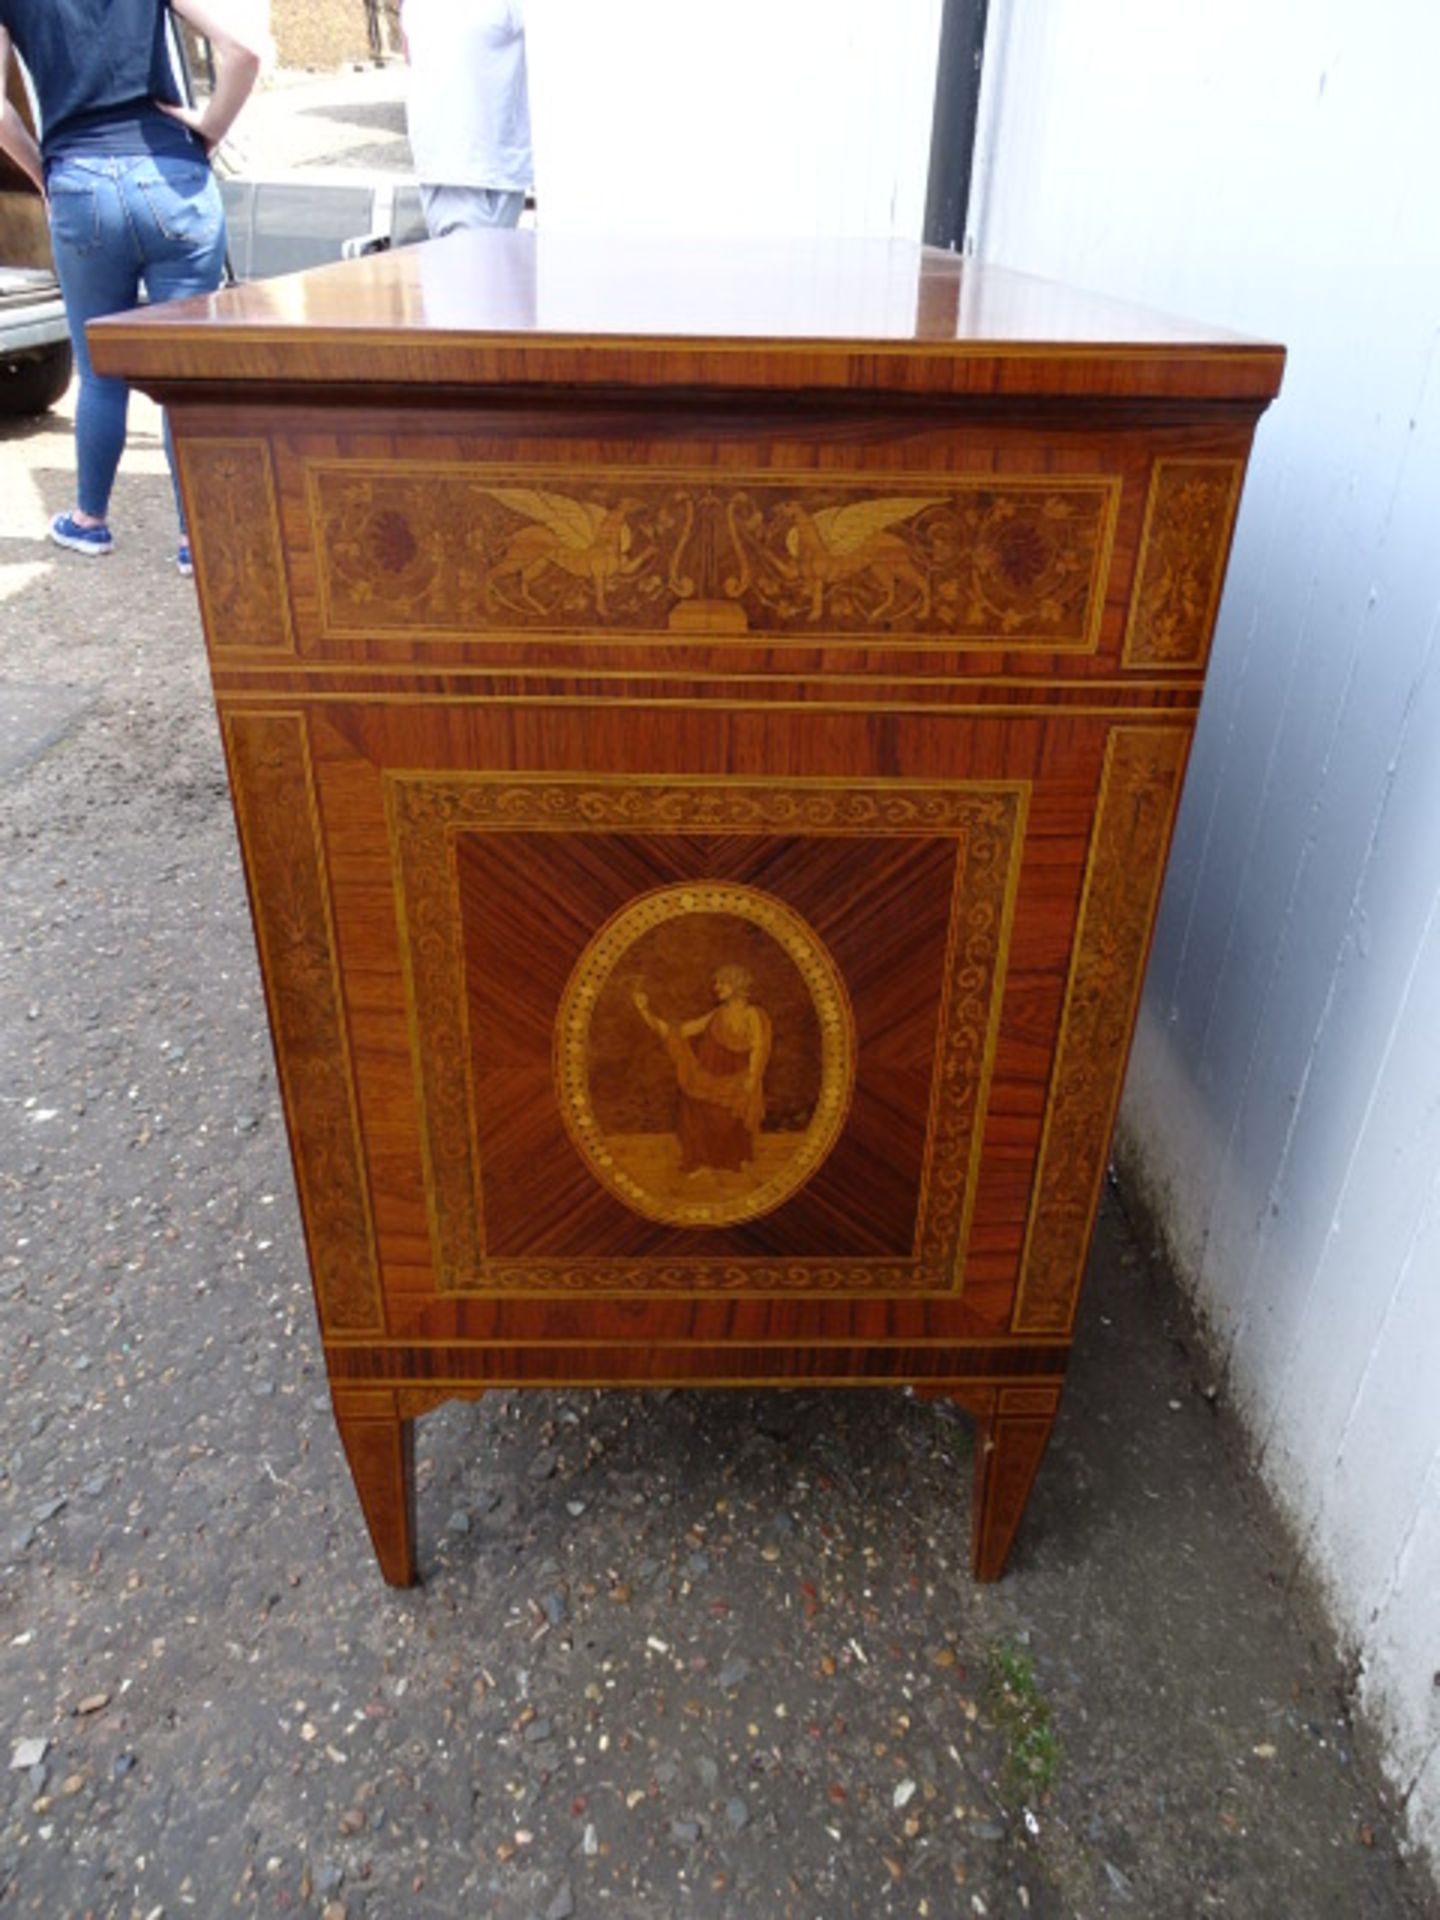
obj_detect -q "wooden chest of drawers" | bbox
[93,235,1283,1584]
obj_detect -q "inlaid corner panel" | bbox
[224,711,382,1332]
[1122,459,1244,670]
[306,462,1121,652]
[1013,727,1189,1333]
[180,439,294,652]
[385,777,1029,1296]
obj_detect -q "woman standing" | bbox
[633,966,773,1175]
[0,0,263,573]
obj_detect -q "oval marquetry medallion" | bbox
[555,884,855,1227]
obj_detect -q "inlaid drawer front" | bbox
[385,775,1028,1297]
[308,462,1120,651]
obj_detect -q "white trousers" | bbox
[418,184,525,237]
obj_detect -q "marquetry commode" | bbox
[92,236,1283,1584]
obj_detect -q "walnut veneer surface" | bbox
[91,235,1284,1584]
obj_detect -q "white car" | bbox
[0,68,71,414]
[0,262,70,414]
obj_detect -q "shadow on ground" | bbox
[297,99,408,136]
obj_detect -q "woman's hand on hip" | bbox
[155,102,217,154]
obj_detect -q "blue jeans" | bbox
[46,152,226,527]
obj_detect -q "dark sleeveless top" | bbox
[0,0,200,164]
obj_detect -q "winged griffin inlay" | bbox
[727,495,944,622]
[478,487,656,619]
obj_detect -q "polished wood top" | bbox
[91,234,1284,403]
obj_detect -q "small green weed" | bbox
[986,1638,1059,1797]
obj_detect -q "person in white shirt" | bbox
[401,0,532,237]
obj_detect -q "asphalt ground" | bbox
[1,65,1436,1920]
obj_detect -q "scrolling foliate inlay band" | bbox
[390,778,1025,838]
[918,791,1027,1268]
[385,776,1025,1296]
[310,464,1118,649]
[1013,729,1187,1334]
[1123,460,1243,669]
[181,440,294,652]
[226,714,382,1332]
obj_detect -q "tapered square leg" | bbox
[923,1384,1062,1581]
[333,1389,417,1587]
[970,1388,1061,1581]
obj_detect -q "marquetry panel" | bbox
[225,713,382,1331]
[183,439,293,652]
[556,881,858,1228]
[1122,459,1243,669]
[308,463,1119,651]
[1012,728,1187,1333]
[385,776,1027,1296]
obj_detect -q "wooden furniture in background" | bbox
[92,236,1283,1584]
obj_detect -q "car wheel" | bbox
[0,340,74,415]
